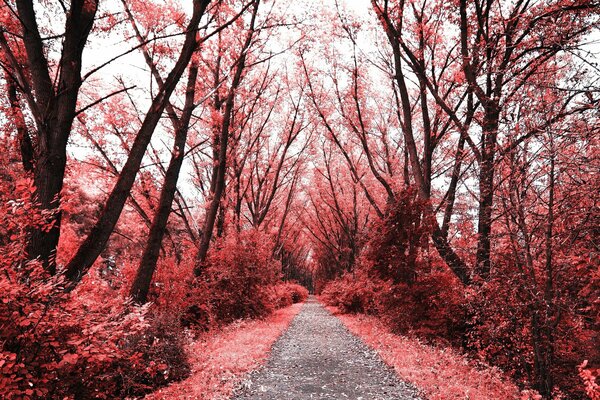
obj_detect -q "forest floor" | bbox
[332,308,523,399]
[232,296,421,400]
[148,296,522,400]
[146,302,303,400]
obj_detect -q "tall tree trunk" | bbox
[475,106,499,278]
[441,136,466,238]
[122,0,199,245]
[216,199,226,237]
[544,138,555,303]
[28,153,66,274]
[2,0,99,274]
[194,0,260,274]
[130,62,198,304]
[531,311,554,398]
[538,136,556,399]
[65,0,211,287]
[6,79,34,172]
[417,19,432,198]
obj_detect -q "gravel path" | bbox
[232,296,421,400]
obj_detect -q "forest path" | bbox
[232,296,421,400]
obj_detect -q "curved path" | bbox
[232,296,421,400]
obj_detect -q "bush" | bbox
[320,187,465,342]
[0,179,189,399]
[270,282,309,308]
[120,311,191,395]
[0,274,148,399]
[320,272,382,314]
[149,258,215,331]
[203,229,280,323]
[579,361,600,400]
[321,269,465,342]
[375,270,465,341]
[288,282,309,303]
[270,283,294,308]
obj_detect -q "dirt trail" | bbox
[232,296,421,400]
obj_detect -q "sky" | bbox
[67,0,600,215]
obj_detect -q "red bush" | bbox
[579,361,600,400]
[0,179,190,399]
[320,271,382,314]
[270,281,309,308]
[362,186,431,285]
[320,187,465,342]
[202,229,280,323]
[376,270,465,341]
[269,283,294,308]
[288,282,309,303]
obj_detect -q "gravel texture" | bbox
[232,296,421,400]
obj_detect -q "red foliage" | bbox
[131,230,310,335]
[269,282,309,309]
[578,361,600,400]
[0,180,191,398]
[362,186,431,285]
[464,257,600,399]
[320,271,381,314]
[321,187,465,341]
[202,229,281,323]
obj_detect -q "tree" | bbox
[0,0,99,274]
[65,0,212,287]
[130,61,199,304]
[370,0,599,283]
[195,0,261,272]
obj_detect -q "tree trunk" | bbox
[27,153,67,274]
[5,0,99,274]
[194,0,260,274]
[130,62,198,304]
[6,80,34,172]
[475,107,499,278]
[65,0,210,287]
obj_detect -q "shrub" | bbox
[320,271,382,314]
[287,282,309,303]
[0,273,148,398]
[120,311,191,395]
[320,187,465,342]
[270,283,294,308]
[149,257,215,331]
[362,186,431,285]
[203,229,280,323]
[578,361,599,400]
[0,179,189,398]
[375,270,465,342]
[270,282,309,308]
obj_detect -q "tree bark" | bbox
[9,0,99,274]
[6,79,34,172]
[65,0,211,287]
[130,62,198,304]
[475,106,499,278]
[194,0,260,274]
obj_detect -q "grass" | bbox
[146,302,303,399]
[326,305,527,400]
